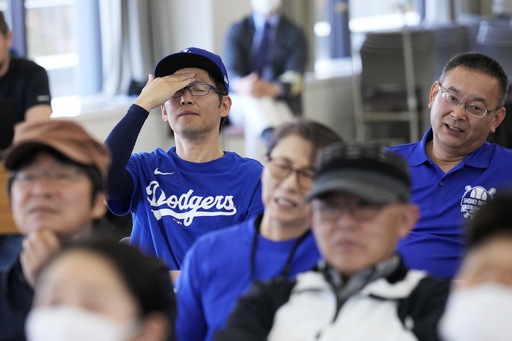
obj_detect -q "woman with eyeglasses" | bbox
[174,119,341,341]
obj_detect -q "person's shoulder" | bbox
[387,141,420,153]
[488,142,512,156]
[188,221,250,256]
[198,221,248,244]
[10,57,46,73]
[133,147,172,158]
[230,14,253,30]
[224,152,263,168]
[279,14,302,28]
[278,14,306,35]
[386,141,422,162]
[405,270,451,300]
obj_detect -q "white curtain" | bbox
[99,0,172,95]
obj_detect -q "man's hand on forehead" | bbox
[134,72,196,111]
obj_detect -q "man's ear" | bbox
[162,104,169,122]
[490,107,506,133]
[428,81,439,109]
[398,203,419,238]
[220,95,232,118]
[91,192,107,220]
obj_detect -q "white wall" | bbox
[57,97,174,154]
[167,0,251,55]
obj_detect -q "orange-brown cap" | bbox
[2,119,111,178]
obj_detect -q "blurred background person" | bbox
[0,9,53,271]
[176,119,341,341]
[0,119,111,340]
[0,11,52,143]
[26,238,176,341]
[223,0,308,160]
[439,191,512,341]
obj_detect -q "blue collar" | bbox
[410,128,493,169]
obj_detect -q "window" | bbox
[25,0,78,97]
[3,0,101,103]
[349,0,421,33]
[313,0,423,73]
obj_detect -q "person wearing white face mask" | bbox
[223,0,308,160]
[26,238,176,341]
[439,192,512,341]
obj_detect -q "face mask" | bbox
[26,305,139,341]
[439,282,512,341]
[251,0,282,17]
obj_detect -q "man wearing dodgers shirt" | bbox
[105,48,264,279]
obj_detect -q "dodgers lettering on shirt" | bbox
[109,147,264,270]
[147,183,237,226]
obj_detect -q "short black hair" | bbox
[440,52,509,108]
[0,11,9,36]
[467,190,512,248]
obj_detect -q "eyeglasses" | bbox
[311,199,389,223]
[266,156,315,190]
[13,167,85,186]
[171,84,223,98]
[437,83,501,118]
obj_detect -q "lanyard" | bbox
[250,219,312,280]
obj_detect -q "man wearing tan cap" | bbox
[0,119,111,341]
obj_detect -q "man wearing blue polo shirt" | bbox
[389,52,512,279]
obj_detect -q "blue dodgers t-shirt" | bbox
[389,129,512,279]
[108,146,264,270]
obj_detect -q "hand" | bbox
[233,72,280,98]
[20,230,61,288]
[133,73,196,112]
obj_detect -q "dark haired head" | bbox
[36,238,176,340]
[467,191,512,249]
[266,119,342,164]
[0,11,9,36]
[440,52,509,108]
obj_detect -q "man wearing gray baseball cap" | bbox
[216,142,450,341]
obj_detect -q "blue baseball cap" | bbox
[154,47,229,94]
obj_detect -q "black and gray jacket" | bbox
[215,255,450,341]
